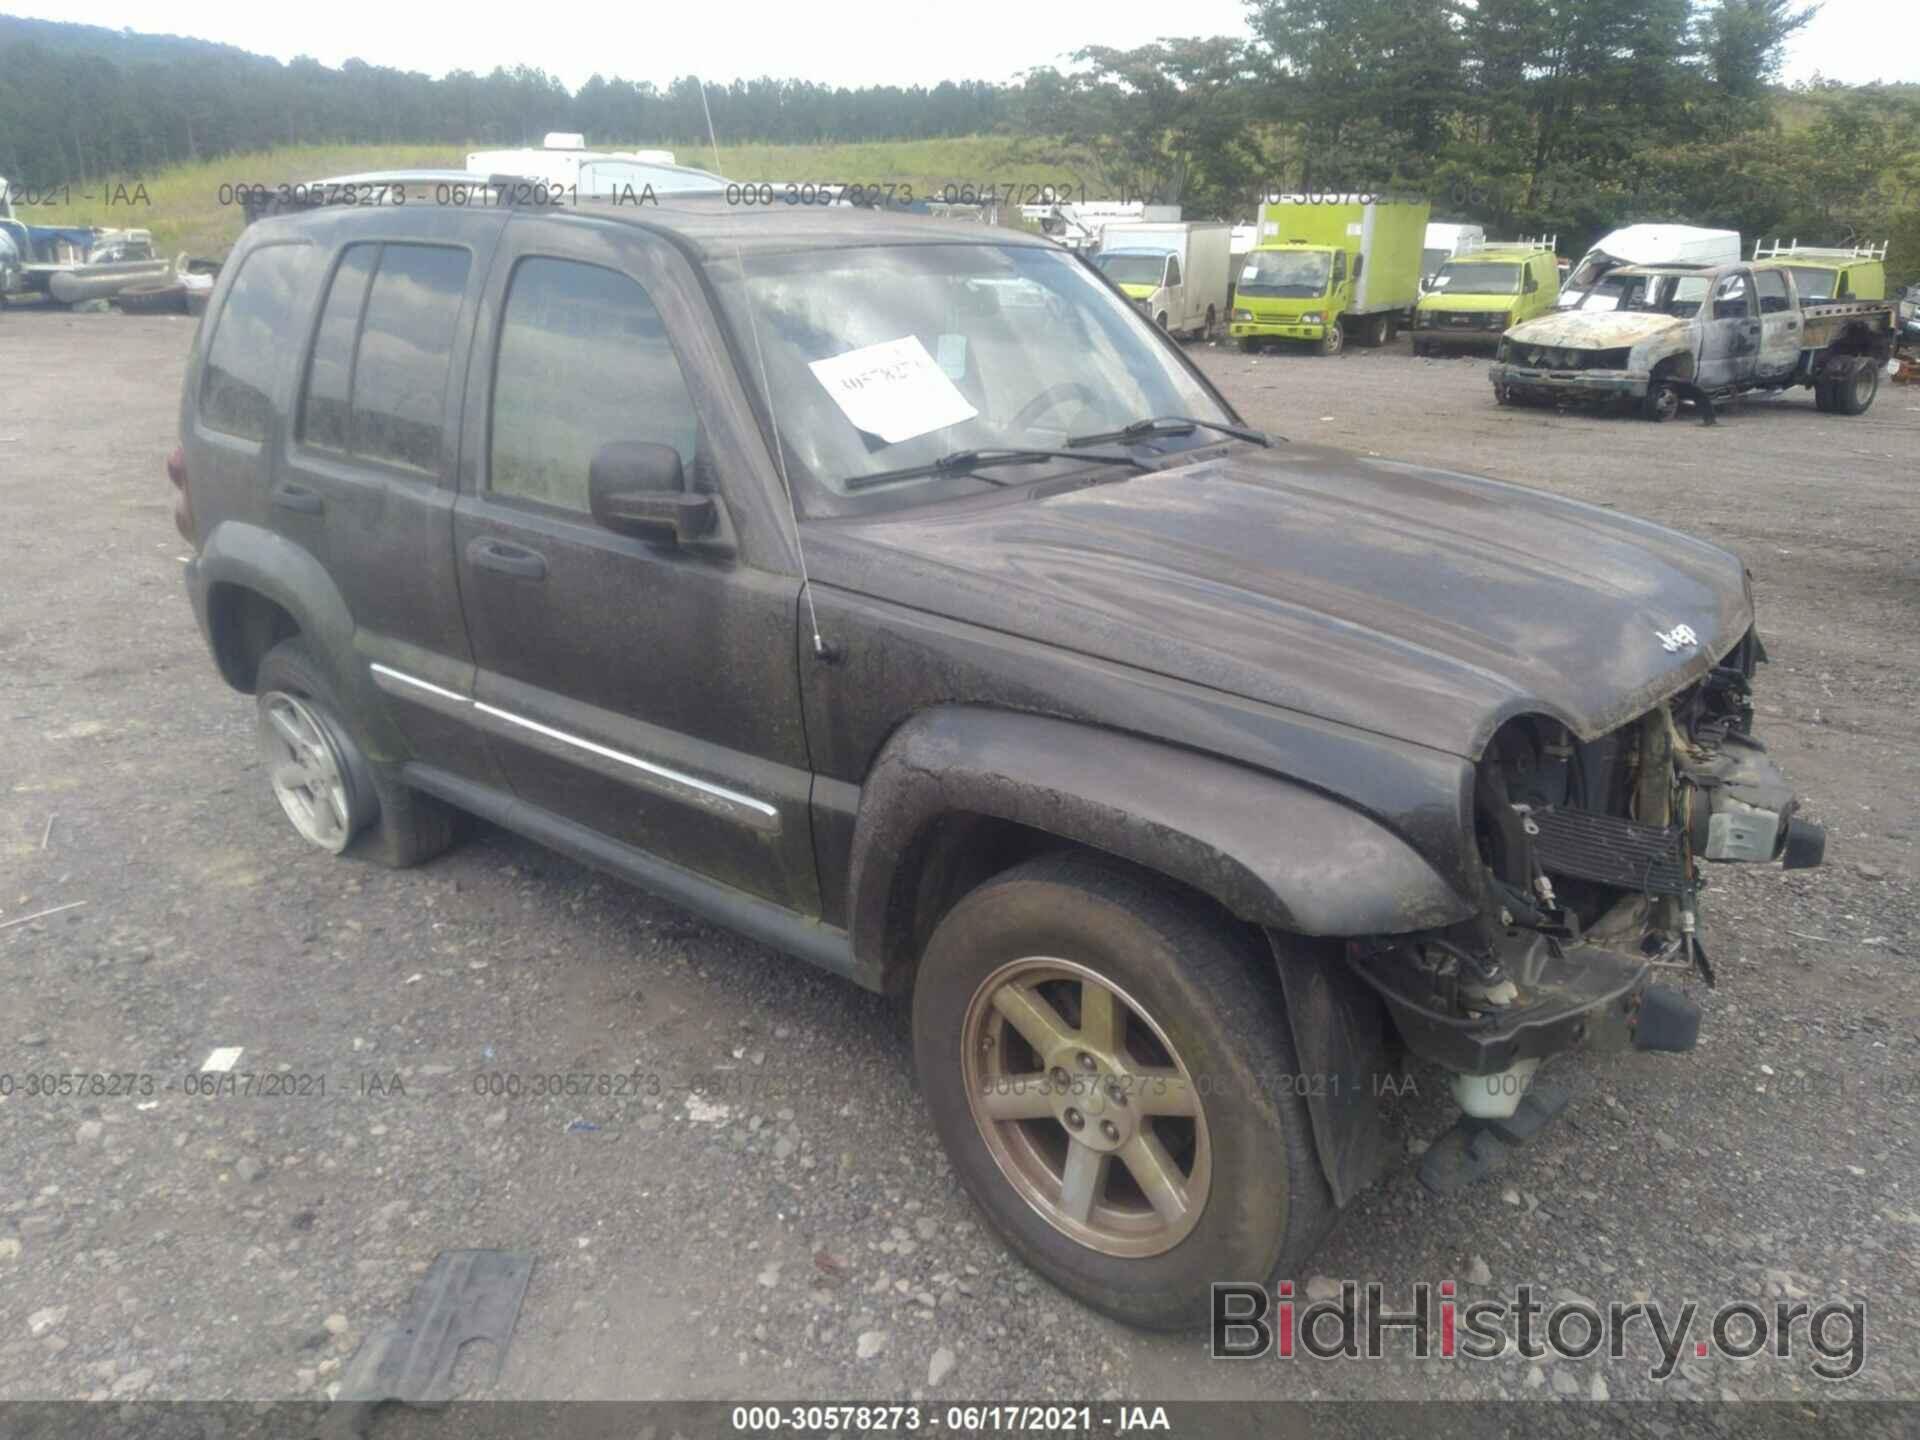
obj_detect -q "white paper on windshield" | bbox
[1241,264,1260,282]
[809,336,977,445]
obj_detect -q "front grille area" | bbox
[1530,806,1689,896]
[1509,345,1632,370]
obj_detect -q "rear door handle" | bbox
[271,483,323,516]
[467,537,547,580]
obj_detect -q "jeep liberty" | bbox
[172,190,1825,1328]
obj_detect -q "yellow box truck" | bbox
[1229,194,1431,355]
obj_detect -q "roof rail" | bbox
[1460,234,1557,255]
[1752,237,1888,263]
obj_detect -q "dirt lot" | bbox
[1,308,1916,1415]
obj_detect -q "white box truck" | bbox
[1422,221,1486,290]
[1094,221,1233,339]
[1557,224,1741,308]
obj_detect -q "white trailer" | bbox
[466,133,720,197]
[1422,221,1486,290]
[1094,221,1233,339]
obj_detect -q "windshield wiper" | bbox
[844,447,1153,492]
[1066,415,1274,449]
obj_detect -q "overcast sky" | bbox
[14,0,1919,91]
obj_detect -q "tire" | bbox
[1316,319,1344,357]
[1362,314,1389,347]
[254,639,460,868]
[912,853,1336,1329]
[1155,312,1169,331]
[116,282,186,315]
[1410,337,1428,357]
[1639,378,1680,422]
[1204,305,1218,342]
[1813,378,1835,412]
[1833,356,1879,416]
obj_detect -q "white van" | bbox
[1095,221,1233,339]
[1557,224,1741,308]
[1422,222,1486,290]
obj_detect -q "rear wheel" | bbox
[254,640,461,868]
[913,854,1335,1329]
[1362,314,1390,347]
[1410,337,1429,357]
[1833,356,1879,415]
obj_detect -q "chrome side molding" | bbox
[369,662,780,834]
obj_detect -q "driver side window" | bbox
[1165,256,1182,288]
[1332,253,1346,285]
[490,256,698,513]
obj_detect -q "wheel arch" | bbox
[846,706,1474,997]
[192,520,407,760]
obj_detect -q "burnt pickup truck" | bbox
[1491,259,1897,419]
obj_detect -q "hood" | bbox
[803,447,1753,758]
[1419,289,1516,314]
[1505,309,1688,351]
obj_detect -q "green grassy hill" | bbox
[19,137,1081,258]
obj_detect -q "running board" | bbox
[400,763,867,989]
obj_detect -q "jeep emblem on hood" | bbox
[1656,623,1699,653]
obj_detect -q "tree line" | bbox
[2,6,1915,272]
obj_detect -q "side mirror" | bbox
[589,441,717,544]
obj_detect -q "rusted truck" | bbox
[1490,259,1897,420]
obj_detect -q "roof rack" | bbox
[1752,238,1888,263]
[1460,234,1557,256]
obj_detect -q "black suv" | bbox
[172,189,1823,1328]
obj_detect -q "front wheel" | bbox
[1640,378,1680,422]
[912,854,1335,1329]
[1316,319,1344,357]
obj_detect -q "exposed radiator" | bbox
[1529,806,1689,896]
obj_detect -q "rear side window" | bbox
[296,242,470,473]
[200,243,313,442]
[489,257,697,512]
[1755,268,1790,315]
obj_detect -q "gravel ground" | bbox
[0,308,1915,1414]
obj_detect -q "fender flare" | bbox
[192,520,406,760]
[847,706,1473,986]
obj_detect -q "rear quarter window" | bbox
[199,243,315,442]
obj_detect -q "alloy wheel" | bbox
[258,691,359,853]
[961,956,1211,1257]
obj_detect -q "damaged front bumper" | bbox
[1349,679,1825,1090]
[1347,930,1654,1078]
[1489,362,1650,399]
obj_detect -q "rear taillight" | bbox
[167,443,195,544]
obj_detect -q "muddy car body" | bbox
[1492,260,1897,419]
[173,191,1824,1328]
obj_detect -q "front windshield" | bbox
[1566,251,1615,292]
[1576,272,1709,317]
[1429,261,1521,295]
[1096,252,1169,286]
[1420,246,1449,278]
[1785,265,1837,300]
[710,243,1232,515]
[1237,249,1330,297]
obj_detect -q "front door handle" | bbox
[467,537,547,580]
[271,483,323,516]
